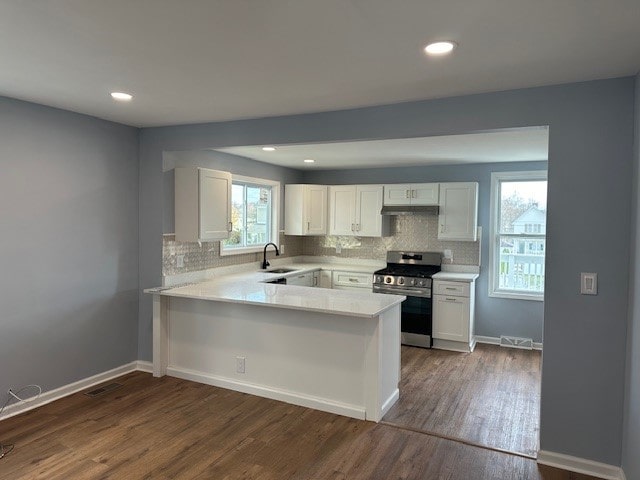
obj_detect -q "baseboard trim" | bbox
[0,361,145,421]
[379,388,399,419]
[136,361,154,373]
[537,450,625,480]
[475,335,543,351]
[166,365,366,420]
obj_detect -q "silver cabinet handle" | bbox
[405,189,410,198]
[445,297,458,302]
[349,278,359,282]
[356,224,360,231]
[307,221,310,230]
[228,222,232,232]
[411,189,417,198]
[445,287,457,290]
[351,223,355,231]
[440,224,444,233]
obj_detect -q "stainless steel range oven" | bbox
[372,251,441,348]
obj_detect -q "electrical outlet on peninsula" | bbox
[236,356,246,374]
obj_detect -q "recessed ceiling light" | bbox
[424,41,457,55]
[304,159,315,163]
[262,146,276,151]
[110,92,133,101]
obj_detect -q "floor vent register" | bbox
[84,382,123,397]
[499,336,533,350]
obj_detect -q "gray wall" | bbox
[622,74,640,479]
[303,161,548,343]
[0,97,139,399]
[162,150,303,234]
[139,77,635,465]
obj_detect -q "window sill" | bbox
[220,246,266,257]
[489,291,544,302]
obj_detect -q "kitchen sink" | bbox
[263,268,297,274]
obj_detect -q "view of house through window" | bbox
[491,171,547,300]
[222,180,273,252]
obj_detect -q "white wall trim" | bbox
[475,335,543,351]
[166,366,366,420]
[0,361,143,421]
[380,388,399,419]
[136,361,154,373]
[537,450,625,480]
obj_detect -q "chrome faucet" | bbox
[262,242,280,270]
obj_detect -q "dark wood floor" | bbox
[0,370,596,480]
[383,344,541,457]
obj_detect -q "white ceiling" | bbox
[1,1,639,127]
[215,128,549,170]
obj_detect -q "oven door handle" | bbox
[373,286,431,298]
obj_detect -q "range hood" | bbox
[380,205,440,216]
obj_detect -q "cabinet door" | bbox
[438,182,478,241]
[383,184,412,205]
[199,168,232,241]
[432,295,470,342]
[355,185,383,236]
[411,183,439,206]
[328,186,356,235]
[287,272,314,286]
[304,185,327,235]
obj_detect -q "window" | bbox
[489,171,547,301]
[220,175,279,255]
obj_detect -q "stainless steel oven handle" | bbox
[372,286,432,298]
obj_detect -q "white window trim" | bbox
[489,170,547,302]
[220,174,280,256]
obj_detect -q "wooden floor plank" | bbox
[0,370,597,480]
[383,343,541,456]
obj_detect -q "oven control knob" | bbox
[376,276,383,283]
[398,277,405,285]
[385,276,392,284]
[409,279,415,286]
[418,280,424,287]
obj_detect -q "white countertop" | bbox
[146,264,404,318]
[432,272,479,282]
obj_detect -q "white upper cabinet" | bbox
[383,183,439,206]
[175,167,232,242]
[328,185,386,237]
[438,182,479,241]
[285,184,328,235]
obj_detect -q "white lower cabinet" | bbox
[331,271,373,291]
[287,272,315,287]
[432,279,476,352]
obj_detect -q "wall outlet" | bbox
[580,272,598,295]
[280,244,285,255]
[176,254,185,268]
[236,356,246,374]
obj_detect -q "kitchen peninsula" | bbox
[146,265,405,422]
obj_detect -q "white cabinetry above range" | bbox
[174,167,232,242]
[438,182,478,241]
[328,185,389,237]
[284,184,328,236]
[383,183,439,206]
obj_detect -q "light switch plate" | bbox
[580,272,597,295]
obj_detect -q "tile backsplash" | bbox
[163,214,480,276]
[302,215,480,265]
[163,232,304,276]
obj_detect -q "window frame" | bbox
[219,174,280,256]
[489,170,547,302]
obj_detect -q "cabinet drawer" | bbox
[434,280,469,297]
[332,271,372,288]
